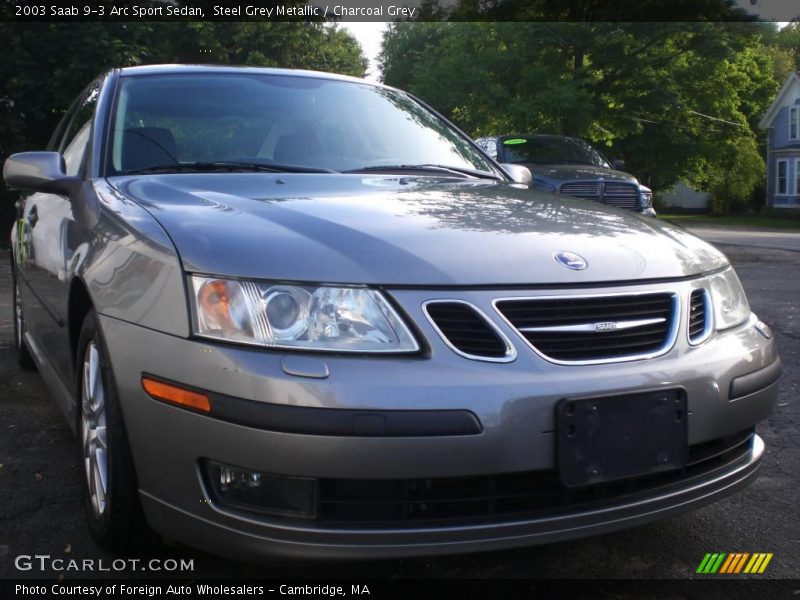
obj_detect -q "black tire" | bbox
[76,309,152,552]
[10,257,37,371]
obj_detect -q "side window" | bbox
[57,80,101,175]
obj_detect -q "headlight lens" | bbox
[190,276,419,353]
[639,188,653,208]
[707,268,750,330]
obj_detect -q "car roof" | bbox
[117,64,375,86]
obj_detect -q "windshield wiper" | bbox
[117,161,338,176]
[344,164,502,181]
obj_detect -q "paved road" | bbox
[682,226,800,253]
[0,245,798,581]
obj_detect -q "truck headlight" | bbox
[707,268,750,331]
[639,187,653,208]
[190,276,419,353]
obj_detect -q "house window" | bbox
[796,159,800,196]
[777,159,788,195]
[791,107,799,141]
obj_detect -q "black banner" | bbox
[2,0,800,22]
[3,579,800,600]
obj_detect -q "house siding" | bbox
[772,103,800,149]
[763,75,800,208]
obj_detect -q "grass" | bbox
[659,214,800,231]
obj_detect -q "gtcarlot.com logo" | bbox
[696,552,773,574]
[14,554,194,573]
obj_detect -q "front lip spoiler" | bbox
[138,435,765,560]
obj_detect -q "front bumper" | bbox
[98,279,779,560]
[139,433,763,560]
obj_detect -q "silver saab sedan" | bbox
[5,65,781,560]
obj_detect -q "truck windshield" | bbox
[499,136,609,168]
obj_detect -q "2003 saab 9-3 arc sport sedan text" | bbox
[6,65,782,560]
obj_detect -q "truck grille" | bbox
[494,292,678,363]
[560,180,640,211]
[603,182,640,210]
[560,182,600,199]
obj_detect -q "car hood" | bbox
[110,173,726,286]
[526,164,637,183]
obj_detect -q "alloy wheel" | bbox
[81,341,108,517]
[14,279,23,350]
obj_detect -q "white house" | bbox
[759,71,800,208]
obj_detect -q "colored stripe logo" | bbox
[696,552,773,574]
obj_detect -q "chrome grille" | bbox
[688,288,711,344]
[603,182,640,210]
[560,180,640,210]
[495,292,678,363]
[560,182,600,199]
[424,301,515,362]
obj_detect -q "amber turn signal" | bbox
[142,377,211,413]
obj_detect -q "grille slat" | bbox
[509,309,672,326]
[529,329,669,346]
[496,293,676,363]
[425,302,511,360]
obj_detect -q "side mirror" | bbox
[3,152,79,195]
[500,163,532,186]
[612,159,626,171]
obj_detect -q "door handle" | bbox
[27,205,38,227]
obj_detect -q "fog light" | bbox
[205,461,317,518]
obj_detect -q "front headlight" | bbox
[639,187,653,208]
[707,268,750,330]
[190,276,419,353]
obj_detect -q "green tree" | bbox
[381,21,778,204]
[0,22,365,158]
[775,22,800,73]
[0,22,366,232]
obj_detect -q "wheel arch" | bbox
[68,276,94,374]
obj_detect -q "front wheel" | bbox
[77,309,151,551]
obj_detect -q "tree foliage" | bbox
[0,21,365,234]
[381,21,779,208]
[0,22,366,159]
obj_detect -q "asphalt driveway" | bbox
[0,243,797,580]
[682,226,800,253]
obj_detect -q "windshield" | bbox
[498,136,609,168]
[108,73,498,176]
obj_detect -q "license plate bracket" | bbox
[556,389,688,488]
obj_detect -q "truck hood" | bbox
[110,173,727,286]
[526,164,637,183]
